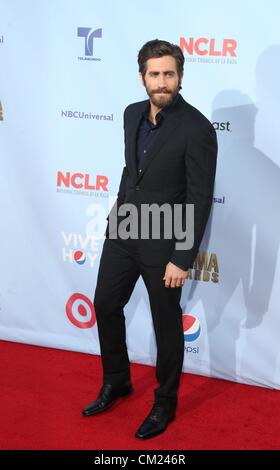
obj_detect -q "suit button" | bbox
[135,186,140,190]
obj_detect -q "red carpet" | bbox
[0,339,279,450]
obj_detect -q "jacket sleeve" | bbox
[106,109,128,222]
[116,106,130,205]
[169,123,218,270]
[116,165,128,206]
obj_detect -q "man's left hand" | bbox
[163,262,187,288]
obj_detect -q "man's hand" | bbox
[163,262,187,288]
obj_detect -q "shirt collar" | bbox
[142,92,180,125]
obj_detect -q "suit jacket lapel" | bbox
[127,108,144,183]
[127,95,186,184]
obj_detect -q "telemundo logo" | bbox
[77,27,102,61]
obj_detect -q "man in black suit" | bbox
[82,39,218,439]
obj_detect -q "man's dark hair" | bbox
[138,39,185,84]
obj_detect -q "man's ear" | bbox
[139,73,144,86]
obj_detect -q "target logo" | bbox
[66,293,96,328]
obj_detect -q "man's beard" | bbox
[144,82,180,109]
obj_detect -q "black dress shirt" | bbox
[136,92,180,172]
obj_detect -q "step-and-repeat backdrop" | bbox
[1,0,280,389]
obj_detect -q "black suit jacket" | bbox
[106,93,218,270]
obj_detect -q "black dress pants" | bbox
[93,237,185,410]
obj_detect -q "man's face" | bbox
[141,55,181,109]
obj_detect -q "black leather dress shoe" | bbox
[135,403,176,439]
[82,381,133,416]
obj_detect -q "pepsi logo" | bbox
[74,250,86,265]
[182,314,201,342]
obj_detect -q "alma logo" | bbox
[180,37,237,57]
[57,171,108,191]
[186,252,219,283]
